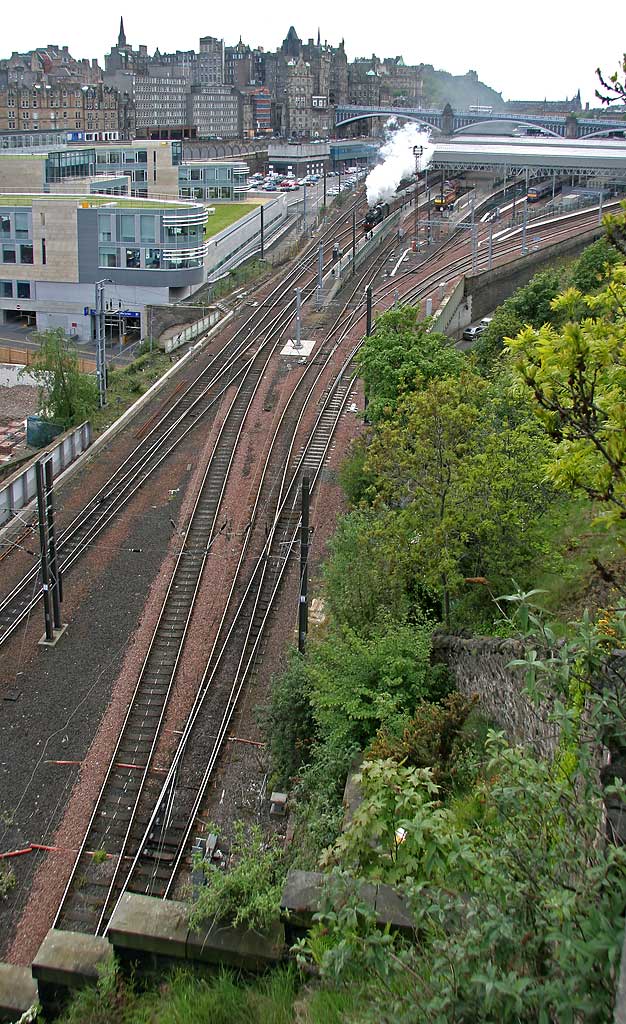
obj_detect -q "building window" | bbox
[99,246,118,268]
[41,238,46,265]
[125,248,141,269]
[20,243,33,264]
[17,281,31,299]
[145,247,161,269]
[0,281,12,297]
[98,215,112,242]
[2,245,16,264]
[119,214,135,242]
[140,215,156,243]
[0,215,10,234]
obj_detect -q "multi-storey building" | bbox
[504,93,582,114]
[348,59,381,105]
[178,159,249,200]
[0,45,102,87]
[0,140,252,202]
[133,75,190,134]
[198,37,224,86]
[104,19,150,75]
[378,57,422,106]
[225,39,254,90]
[329,40,349,106]
[239,87,272,138]
[0,82,126,136]
[0,193,208,340]
[187,84,239,139]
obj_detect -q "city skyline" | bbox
[1,3,624,110]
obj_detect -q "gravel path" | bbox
[0,384,40,424]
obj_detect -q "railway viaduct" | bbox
[335,103,626,140]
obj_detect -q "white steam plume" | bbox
[366,120,434,207]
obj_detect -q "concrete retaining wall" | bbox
[0,362,38,387]
[206,197,288,281]
[161,310,220,353]
[464,223,603,327]
[0,309,232,549]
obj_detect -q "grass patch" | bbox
[53,964,299,1024]
[0,194,191,208]
[89,349,172,435]
[209,258,269,300]
[204,202,261,239]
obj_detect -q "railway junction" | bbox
[0,138,624,1014]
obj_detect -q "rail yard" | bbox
[0,160,618,972]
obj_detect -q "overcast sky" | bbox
[3,3,625,109]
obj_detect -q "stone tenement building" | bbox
[0,81,130,137]
[0,44,102,87]
[348,54,423,107]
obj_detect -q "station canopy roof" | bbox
[430,136,626,179]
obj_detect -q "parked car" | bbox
[264,183,278,191]
[462,324,486,341]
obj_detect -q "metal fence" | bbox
[162,310,221,354]
[0,420,92,528]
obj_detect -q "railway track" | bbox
[51,230,390,935]
[0,198,364,651]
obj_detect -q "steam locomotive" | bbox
[364,202,390,232]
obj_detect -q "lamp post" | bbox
[413,145,423,251]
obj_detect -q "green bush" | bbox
[189,822,285,932]
[264,649,317,787]
[366,690,477,793]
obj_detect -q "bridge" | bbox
[334,105,626,140]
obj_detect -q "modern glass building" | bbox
[178,159,249,200]
[0,193,208,340]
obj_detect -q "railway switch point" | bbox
[270,791,288,817]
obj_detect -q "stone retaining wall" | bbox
[432,634,559,759]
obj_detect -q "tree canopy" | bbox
[507,265,626,523]
[25,328,99,429]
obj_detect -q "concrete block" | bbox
[374,884,416,937]
[280,869,324,928]
[186,919,285,971]
[108,893,284,973]
[0,963,38,1023]
[269,792,287,817]
[32,929,112,990]
[107,893,188,960]
[32,928,112,1017]
[280,870,414,937]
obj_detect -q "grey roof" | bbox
[431,137,626,178]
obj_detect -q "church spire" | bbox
[118,16,127,48]
[317,27,321,46]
